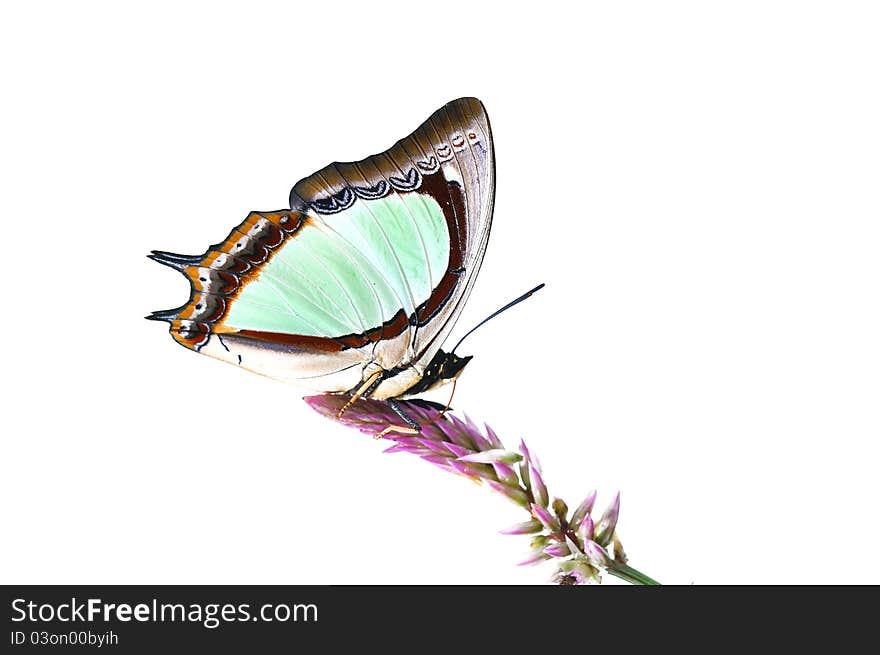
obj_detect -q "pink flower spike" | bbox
[500,520,544,535]
[569,489,598,528]
[531,503,560,531]
[303,396,655,585]
[529,464,549,507]
[594,492,621,547]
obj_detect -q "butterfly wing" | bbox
[149,97,494,398]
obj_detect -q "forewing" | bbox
[289,97,494,369]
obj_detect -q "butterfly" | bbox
[148,97,522,433]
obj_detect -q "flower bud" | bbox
[457,449,522,464]
[569,489,597,528]
[529,464,549,507]
[531,503,560,531]
[594,492,620,547]
[500,520,544,535]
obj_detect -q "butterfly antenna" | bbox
[451,283,545,354]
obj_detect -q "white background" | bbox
[1,1,878,584]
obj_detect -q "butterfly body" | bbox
[149,98,494,402]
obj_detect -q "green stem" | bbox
[606,562,661,586]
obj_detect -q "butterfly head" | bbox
[436,350,472,382]
[402,349,472,397]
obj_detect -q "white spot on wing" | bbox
[441,162,463,186]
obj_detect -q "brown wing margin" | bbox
[147,210,306,350]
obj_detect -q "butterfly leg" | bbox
[426,378,457,424]
[337,369,384,419]
[376,399,422,438]
[376,378,460,437]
